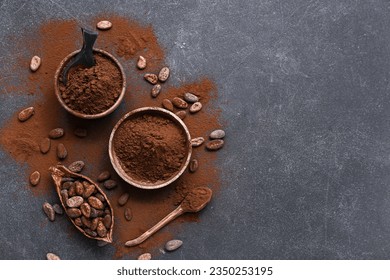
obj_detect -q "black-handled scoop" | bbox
[62,27,98,84]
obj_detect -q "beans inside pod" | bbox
[49,164,114,243]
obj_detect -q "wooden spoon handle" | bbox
[125,206,184,247]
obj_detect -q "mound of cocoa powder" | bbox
[59,53,123,115]
[113,112,187,183]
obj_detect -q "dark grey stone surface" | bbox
[1,0,390,259]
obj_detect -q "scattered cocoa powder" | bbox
[59,53,123,115]
[113,112,187,183]
[0,15,222,259]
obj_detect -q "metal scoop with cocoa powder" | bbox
[125,187,212,247]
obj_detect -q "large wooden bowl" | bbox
[109,107,192,190]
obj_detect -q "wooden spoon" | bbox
[125,187,212,247]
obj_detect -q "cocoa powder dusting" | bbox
[0,15,222,259]
[113,113,187,183]
[59,53,123,115]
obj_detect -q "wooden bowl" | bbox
[109,107,192,190]
[54,49,126,119]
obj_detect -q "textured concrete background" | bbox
[1,0,390,259]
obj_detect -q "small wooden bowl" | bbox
[109,107,192,190]
[54,49,126,119]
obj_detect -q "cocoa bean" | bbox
[18,107,35,122]
[124,207,132,221]
[165,239,183,251]
[52,204,64,215]
[60,189,69,202]
[74,217,83,227]
[61,181,73,190]
[103,214,112,228]
[96,20,112,30]
[80,202,91,218]
[39,138,51,154]
[206,139,224,151]
[95,193,105,202]
[88,196,104,209]
[151,84,161,98]
[209,129,225,139]
[30,56,41,72]
[68,161,85,173]
[144,73,158,84]
[83,183,95,198]
[175,110,186,120]
[29,171,40,186]
[46,253,60,260]
[84,228,97,237]
[67,208,81,218]
[56,143,68,160]
[172,97,188,109]
[190,137,205,147]
[97,171,111,182]
[118,192,129,206]
[68,184,76,197]
[90,218,99,231]
[184,92,199,103]
[137,56,146,69]
[81,216,92,228]
[158,67,170,82]
[97,221,107,237]
[189,159,198,173]
[103,179,117,190]
[49,128,64,139]
[162,99,174,111]
[42,202,55,222]
[66,196,84,208]
[189,102,202,113]
[138,253,151,260]
[75,181,84,196]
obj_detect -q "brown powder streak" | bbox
[0,15,222,259]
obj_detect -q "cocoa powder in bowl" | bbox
[109,107,192,189]
[55,49,126,118]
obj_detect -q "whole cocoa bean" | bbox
[118,192,129,206]
[68,161,85,173]
[97,221,107,237]
[103,214,112,228]
[162,99,174,111]
[18,107,35,122]
[103,179,117,190]
[97,171,111,182]
[29,171,40,186]
[184,92,199,103]
[67,208,82,218]
[42,202,55,222]
[88,196,104,209]
[80,202,91,218]
[66,196,84,208]
[172,97,188,109]
[39,138,51,154]
[49,128,64,139]
[56,143,68,160]
[206,139,224,151]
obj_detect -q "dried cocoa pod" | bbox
[49,165,114,243]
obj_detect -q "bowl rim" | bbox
[108,107,193,190]
[54,48,126,119]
